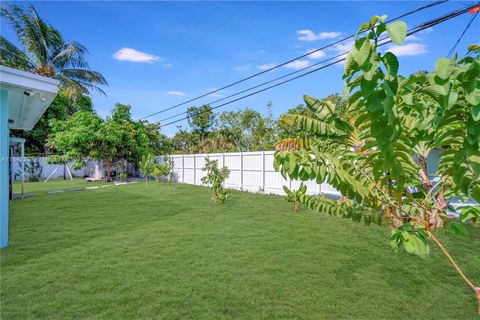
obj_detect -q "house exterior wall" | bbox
[1,89,9,248]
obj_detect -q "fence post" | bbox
[262,151,265,193]
[240,152,243,191]
[182,155,185,183]
[193,154,196,185]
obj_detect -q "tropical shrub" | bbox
[116,161,127,182]
[201,158,230,204]
[24,158,43,182]
[283,183,307,212]
[274,15,480,312]
[139,154,155,185]
[152,157,175,190]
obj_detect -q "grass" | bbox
[2,179,479,319]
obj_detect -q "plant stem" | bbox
[427,230,480,314]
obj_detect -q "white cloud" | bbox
[305,49,326,59]
[387,43,428,56]
[113,47,161,63]
[162,63,173,68]
[419,27,434,34]
[257,63,276,71]
[330,39,354,53]
[285,60,311,70]
[297,29,342,41]
[405,34,421,42]
[166,91,186,96]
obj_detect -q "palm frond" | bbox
[0,36,31,70]
[57,69,108,96]
[2,3,107,97]
[51,41,89,70]
[0,4,26,40]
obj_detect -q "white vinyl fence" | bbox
[10,157,97,180]
[10,152,342,197]
[168,151,341,197]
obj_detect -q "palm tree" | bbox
[0,4,107,98]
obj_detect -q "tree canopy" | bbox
[274,15,480,313]
[48,104,164,174]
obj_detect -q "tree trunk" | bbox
[103,159,112,182]
[293,201,299,212]
[384,205,403,228]
[418,156,444,228]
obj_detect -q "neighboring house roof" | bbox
[0,65,59,130]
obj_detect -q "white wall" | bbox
[166,151,341,197]
[10,157,92,180]
[10,151,342,197]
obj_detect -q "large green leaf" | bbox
[352,38,371,66]
[402,232,430,257]
[304,95,335,120]
[383,52,399,79]
[386,21,407,45]
[435,57,454,80]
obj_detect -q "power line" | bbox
[159,4,476,129]
[158,4,474,125]
[138,0,450,120]
[161,3,222,52]
[158,52,347,124]
[447,10,478,57]
[177,3,249,54]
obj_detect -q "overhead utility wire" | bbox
[178,3,249,54]
[161,4,222,52]
[447,10,478,57]
[159,4,476,129]
[158,51,347,123]
[138,0,449,120]
[158,4,474,124]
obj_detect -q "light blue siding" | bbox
[1,89,9,248]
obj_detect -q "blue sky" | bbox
[2,1,479,136]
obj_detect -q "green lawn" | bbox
[2,180,479,319]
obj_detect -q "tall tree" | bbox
[217,107,277,152]
[48,104,163,180]
[186,105,215,138]
[0,3,107,98]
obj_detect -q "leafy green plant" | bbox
[152,157,175,191]
[274,15,480,313]
[48,104,162,181]
[139,154,155,185]
[24,158,43,182]
[116,161,127,182]
[283,183,307,212]
[201,158,230,204]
